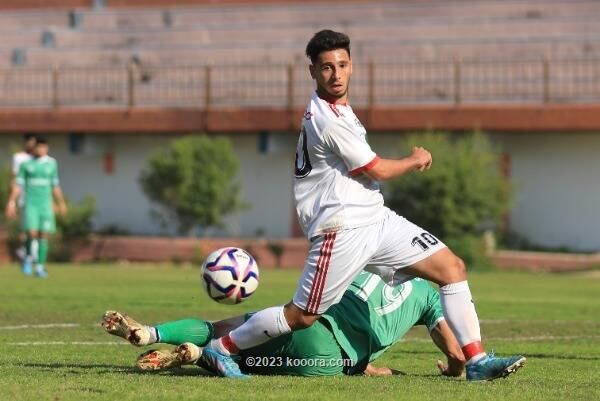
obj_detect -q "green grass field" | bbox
[0,263,598,401]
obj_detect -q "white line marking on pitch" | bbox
[0,323,80,330]
[4,335,599,347]
[403,335,600,343]
[5,341,127,346]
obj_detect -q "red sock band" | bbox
[221,335,240,354]
[462,341,485,360]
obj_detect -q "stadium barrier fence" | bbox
[0,58,598,109]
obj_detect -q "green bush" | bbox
[444,235,494,271]
[384,131,511,269]
[3,196,96,262]
[139,135,245,235]
[50,196,96,261]
[1,164,96,262]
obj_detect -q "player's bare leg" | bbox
[404,248,526,381]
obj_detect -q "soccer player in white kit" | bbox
[202,30,525,381]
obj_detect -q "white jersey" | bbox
[12,151,32,207]
[12,151,32,175]
[293,92,385,238]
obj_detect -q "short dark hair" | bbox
[23,133,37,141]
[305,29,351,63]
[35,136,48,145]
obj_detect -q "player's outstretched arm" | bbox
[430,319,466,377]
[364,146,432,181]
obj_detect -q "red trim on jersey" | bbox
[328,103,342,118]
[462,341,485,361]
[306,232,336,314]
[220,334,240,354]
[349,156,381,177]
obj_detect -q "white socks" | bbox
[146,326,158,344]
[439,281,486,363]
[214,306,292,354]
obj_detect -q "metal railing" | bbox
[0,58,599,109]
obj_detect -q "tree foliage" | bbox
[139,135,244,235]
[384,131,511,267]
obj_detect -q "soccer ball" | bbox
[201,247,259,304]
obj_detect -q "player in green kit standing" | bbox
[5,137,68,278]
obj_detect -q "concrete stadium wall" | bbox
[2,131,599,251]
[68,236,600,271]
[498,132,600,251]
[374,131,600,252]
[0,132,296,238]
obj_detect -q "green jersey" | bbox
[16,156,59,209]
[16,156,60,233]
[241,272,443,376]
[321,271,444,373]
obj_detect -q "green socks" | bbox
[37,238,48,265]
[155,319,214,346]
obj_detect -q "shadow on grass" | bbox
[22,363,214,376]
[18,362,475,380]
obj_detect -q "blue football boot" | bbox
[21,260,33,276]
[34,265,48,279]
[199,347,249,379]
[466,352,526,381]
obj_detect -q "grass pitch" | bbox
[0,263,598,401]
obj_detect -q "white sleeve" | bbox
[323,121,379,175]
[11,154,19,175]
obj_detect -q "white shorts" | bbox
[293,208,446,314]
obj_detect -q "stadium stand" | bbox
[0,0,598,116]
[1,1,600,262]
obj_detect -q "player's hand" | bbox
[57,203,68,217]
[363,363,405,376]
[364,364,393,376]
[409,146,432,172]
[4,202,17,219]
[436,358,465,377]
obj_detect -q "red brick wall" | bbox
[72,235,310,268]
[0,232,9,264]
[67,235,600,272]
[491,250,600,272]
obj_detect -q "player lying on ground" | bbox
[103,272,468,377]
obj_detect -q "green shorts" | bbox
[240,318,346,376]
[22,205,56,233]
